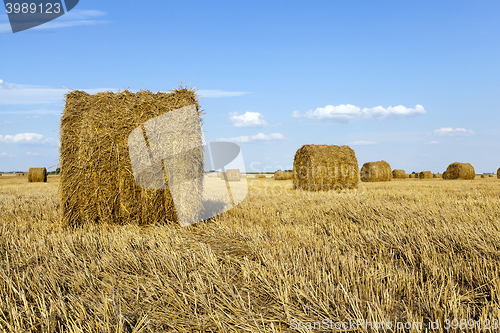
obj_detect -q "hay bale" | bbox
[481,174,487,178]
[419,171,432,179]
[489,174,493,177]
[433,173,443,178]
[60,88,203,226]
[392,169,406,179]
[360,160,392,182]
[256,174,267,179]
[498,168,500,179]
[28,168,47,183]
[443,162,475,180]
[274,170,293,180]
[293,144,359,191]
[225,169,241,181]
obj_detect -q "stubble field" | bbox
[0,175,499,332]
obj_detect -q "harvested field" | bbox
[1,175,500,331]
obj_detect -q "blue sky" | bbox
[1,0,499,173]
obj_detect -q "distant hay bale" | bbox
[60,88,203,226]
[489,174,493,178]
[392,169,406,179]
[225,169,241,181]
[498,168,500,179]
[28,168,47,183]
[481,174,487,178]
[360,160,392,182]
[419,171,433,179]
[433,173,443,178]
[256,174,267,179]
[443,162,475,180]
[406,174,410,178]
[293,144,359,191]
[408,174,413,178]
[274,170,293,180]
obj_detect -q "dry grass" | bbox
[360,161,392,182]
[392,170,406,179]
[60,89,203,227]
[28,167,47,183]
[443,162,475,180]
[419,171,433,179]
[0,176,500,332]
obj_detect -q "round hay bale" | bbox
[481,174,487,178]
[433,173,442,178]
[256,174,267,179]
[293,144,359,191]
[392,169,406,179]
[498,168,500,179]
[274,170,293,180]
[408,174,414,178]
[360,160,392,182]
[28,167,47,183]
[489,174,493,177]
[443,162,475,180]
[419,171,433,179]
[225,169,241,181]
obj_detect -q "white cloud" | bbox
[0,152,16,157]
[197,90,250,98]
[0,133,52,144]
[427,141,440,145]
[0,80,115,105]
[229,112,268,127]
[301,104,426,121]
[217,132,284,143]
[361,104,426,119]
[26,152,41,156]
[349,140,378,146]
[304,104,361,121]
[433,127,475,137]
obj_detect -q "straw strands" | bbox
[419,171,433,179]
[392,169,406,179]
[274,171,293,180]
[225,169,241,181]
[293,144,359,191]
[443,162,475,180]
[60,88,204,226]
[28,168,47,183]
[360,160,392,182]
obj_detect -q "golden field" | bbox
[0,175,499,332]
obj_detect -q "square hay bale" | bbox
[419,171,433,179]
[392,169,406,179]
[28,168,47,183]
[60,88,204,226]
[433,173,443,178]
[274,170,293,180]
[225,169,241,181]
[443,162,475,180]
[360,160,392,182]
[293,144,359,191]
